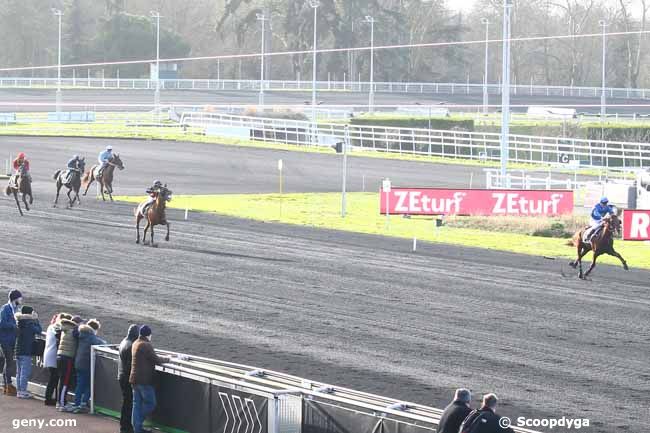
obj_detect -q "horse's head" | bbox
[17,164,28,176]
[111,154,125,171]
[159,185,173,202]
[604,213,622,236]
[78,157,86,172]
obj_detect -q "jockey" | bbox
[586,197,616,241]
[145,180,163,206]
[11,152,31,184]
[64,155,82,184]
[97,146,113,176]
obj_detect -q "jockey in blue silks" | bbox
[585,197,616,241]
[97,145,113,177]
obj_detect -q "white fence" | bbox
[180,111,650,169]
[2,77,650,99]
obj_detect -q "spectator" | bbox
[44,313,67,406]
[437,388,473,433]
[0,289,23,396]
[118,325,140,433]
[72,319,106,413]
[14,305,42,399]
[460,393,514,433]
[57,315,82,411]
[130,325,170,433]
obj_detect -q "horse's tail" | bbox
[81,170,90,186]
[568,231,581,247]
[5,186,11,196]
[53,169,61,181]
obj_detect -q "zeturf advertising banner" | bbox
[623,210,650,240]
[379,188,574,216]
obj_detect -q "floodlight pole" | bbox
[500,0,513,184]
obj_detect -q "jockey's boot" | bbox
[5,384,17,396]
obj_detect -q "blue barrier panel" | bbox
[0,113,17,123]
[47,112,96,122]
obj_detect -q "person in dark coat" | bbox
[72,319,105,413]
[437,388,473,433]
[130,325,170,433]
[459,393,515,433]
[118,325,140,433]
[13,305,42,399]
[0,289,22,396]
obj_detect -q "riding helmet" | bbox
[600,197,609,204]
[106,145,113,151]
[17,152,25,159]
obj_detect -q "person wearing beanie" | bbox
[0,289,23,396]
[118,325,141,433]
[72,319,106,413]
[130,326,170,433]
[14,305,41,399]
[56,315,80,411]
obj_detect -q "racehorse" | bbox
[81,154,124,202]
[5,164,33,216]
[135,185,172,247]
[569,212,629,279]
[53,158,86,208]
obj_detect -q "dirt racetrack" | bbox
[0,136,648,432]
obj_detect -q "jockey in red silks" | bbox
[11,152,31,184]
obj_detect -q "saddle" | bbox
[63,169,79,186]
[583,225,602,243]
[137,201,155,217]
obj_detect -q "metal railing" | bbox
[2,77,650,99]
[180,111,650,169]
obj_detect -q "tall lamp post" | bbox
[256,13,268,107]
[52,9,64,114]
[150,11,162,110]
[500,0,513,183]
[481,18,490,115]
[363,16,376,113]
[599,20,609,119]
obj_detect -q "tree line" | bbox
[0,0,648,88]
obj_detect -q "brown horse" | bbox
[135,185,172,247]
[5,165,33,216]
[569,213,628,279]
[81,154,124,201]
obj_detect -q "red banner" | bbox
[623,210,650,241]
[379,188,574,216]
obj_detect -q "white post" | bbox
[52,8,64,114]
[365,16,376,113]
[310,1,319,123]
[500,0,513,181]
[599,20,609,119]
[482,18,490,114]
[342,125,349,217]
[257,13,268,107]
[150,11,162,110]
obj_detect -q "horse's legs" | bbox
[583,251,601,278]
[136,215,142,244]
[165,222,170,242]
[22,191,30,211]
[66,189,74,208]
[608,248,629,271]
[53,183,61,208]
[143,221,150,245]
[149,224,156,247]
[82,174,93,196]
[576,247,590,279]
[570,242,583,268]
[13,191,23,216]
[99,180,106,201]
